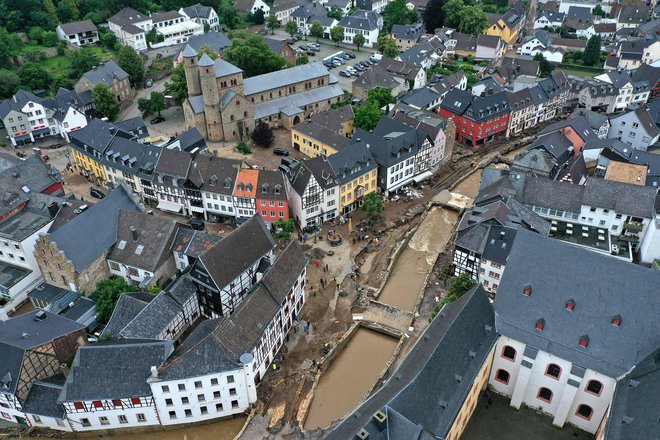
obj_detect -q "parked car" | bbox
[299,44,307,50]
[364,59,374,66]
[307,50,316,56]
[273,148,290,156]
[15,150,26,158]
[354,64,364,71]
[333,57,345,65]
[339,70,351,77]
[370,54,383,62]
[359,61,369,68]
[90,188,105,199]
[150,116,165,124]
[308,43,320,48]
[345,52,356,58]
[188,219,205,231]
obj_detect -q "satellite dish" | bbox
[239,353,254,365]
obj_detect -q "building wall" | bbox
[339,169,377,212]
[608,111,660,151]
[292,130,343,158]
[63,396,160,431]
[27,413,73,431]
[478,258,504,294]
[255,197,288,226]
[70,146,108,186]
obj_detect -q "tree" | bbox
[353,33,365,51]
[218,1,239,29]
[310,20,324,42]
[252,121,274,147]
[198,44,218,60]
[146,27,164,44]
[330,25,345,46]
[368,87,393,109]
[297,51,309,65]
[164,63,188,105]
[28,26,45,43]
[267,14,279,34]
[70,47,99,77]
[60,0,80,20]
[592,3,605,17]
[422,0,448,33]
[42,31,59,47]
[252,9,266,25]
[377,35,399,58]
[0,70,21,99]
[43,0,59,24]
[285,20,298,37]
[0,27,23,65]
[457,5,487,34]
[327,6,344,20]
[204,22,211,33]
[354,99,382,131]
[102,33,117,48]
[361,192,383,218]
[92,83,120,121]
[91,277,138,324]
[83,11,103,24]
[117,45,145,87]
[18,62,50,90]
[138,91,166,116]
[236,140,252,154]
[273,219,295,240]
[224,33,286,77]
[382,0,419,33]
[583,34,601,66]
[442,0,464,28]
[51,73,74,92]
[533,52,553,77]
[444,272,477,303]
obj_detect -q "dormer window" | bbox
[238,183,244,191]
[611,315,621,327]
[535,318,544,331]
[565,299,575,311]
[523,284,532,296]
[262,183,269,194]
[579,335,589,348]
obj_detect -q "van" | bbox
[370,54,383,62]
[188,219,205,230]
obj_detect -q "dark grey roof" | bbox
[481,225,517,264]
[0,156,62,219]
[69,118,131,153]
[324,286,496,440]
[108,210,177,272]
[243,62,328,96]
[390,107,448,142]
[475,168,527,206]
[49,186,141,272]
[529,131,573,160]
[151,10,184,23]
[116,116,149,138]
[309,105,354,132]
[82,60,129,86]
[197,215,275,289]
[293,120,350,152]
[60,341,173,401]
[22,380,66,419]
[538,115,597,142]
[400,87,441,108]
[109,7,150,27]
[176,32,232,60]
[522,175,584,212]
[257,170,288,201]
[397,41,438,66]
[260,241,306,303]
[170,227,221,258]
[155,148,192,177]
[101,292,154,339]
[581,177,658,218]
[455,222,491,254]
[440,89,510,122]
[327,135,379,183]
[537,10,564,23]
[617,4,649,24]
[286,156,337,196]
[338,9,379,30]
[181,3,214,19]
[570,108,608,131]
[604,348,660,440]
[352,67,401,90]
[58,20,97,35]
[494,229,660,377]
[391,23,424,40]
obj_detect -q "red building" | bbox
[439,89,510,148]
[256,170,289,227]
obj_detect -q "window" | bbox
[545,364,561,379]
[585,380,602,396]
[523,285,532,296]
[112,399,122,407]
[181,397,189,404]
[131,397,141,405]
[231,400,239,408]
[200,406,208,415]
[195,381,202,389]
[537,387,553,403]
[169,411,177,419]
[216,403,224,412]
[495,369,510,384]
[211,378,219,386]
[74,402,84,410]
[81,418,91,427]
[576,404,593,420]
[501,346,516,361]
[185,409,192,418]
[99,416,109,425]
[162,385,170,393]
[227,375,235,383]
[229,388,236,396]
[118,415,128,424]
[165,398,173,406]
[93,400,103,408]
[213,391,221,398]
[611,315,621,327]
[197,394,206,402]
[33,415,42,424]
[178,384,186,391]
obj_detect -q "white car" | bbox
[346,66,357,74]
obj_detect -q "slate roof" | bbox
[69,118,132,153]
[22,378,66,419]
[378,58,421,81]
[391,23,424,41]
[338,9,379,30]
[352,68,402,91]
[391,107,448,142]
[155,148,192,178]
[538,115,597,142]
[58,20,97,35]
[308,105,354,131]
[326,138,378,184]
[286,156,337,196]
[82,60,129,86]
[170,227,221,258]
[397,40,439,66]
[528,131,573,159]
[400,87,441,108]
[617,5,649,24]
[181,3,215,19]
[197,215,275,289]
[109,7,150,26]
[494,229,660,378]
[243,62,328,96]
[0,155,62,219]
[481,225,517,265]
[440,88,510,122]
[536,10,565,23]
[570,108,608,131]
[151,11,184,23]
[259,241,306,303]
[369,116,428,166]
[512,148,555,176]
[293,120,351,152]
[430,71,466,96]
[101,292,154,339]
[48,186,141,272]
[60,341,172,401]
[475,168,527,206]
[176,32,232,59]
[257,170,288,201]
[478,34,503,49]
[107,210,177,272]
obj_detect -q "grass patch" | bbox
[86,45,116,61]
[42,56,73,72]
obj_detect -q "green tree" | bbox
[377,35,398,58]
[218,1,239,29]
[0,27,23,65]
[92,83,120,121]
[327,6,344,20]
[367,87,393,109]
[330,25,344,46]
[91,278,139,324]
[148,91,165,116]
[102,33,117,48]
[251,121,274,147]
[442,0,464,28]
[148,284,162,294]
[28,26,45,43]
[236,140,252,154]
[83,11,103,24]
[457,5,487,34]
[252,9,266,25]
[422,0,448,32]
[223,33,286,77]
[310,20,324,42]
[361,192,383,218]
[51,73,74,92]
[117,45,145,87]
[382,0,419,33]
[204,22,211,33]
[198,44,218,60]
[0,70,21,99]
[267,14,279,34]
[533,52,553,77]
[19,62,50,90]
[353,33,365,51]
[297,51,309,65]
[70,47,99,77]
[42,31,58,47]
[146,27,164,44]
[354,99,382,131]
[583,34,601,66]
[43,0,59,24]
[445,272,477,303]
[273,219,295,240]
[164,63,188,105]
[592,3,605,17]
[285,20,298,37]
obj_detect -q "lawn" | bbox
[42,55,73,72]
[558,67,600,78]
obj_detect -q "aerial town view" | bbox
[0,0,658,439]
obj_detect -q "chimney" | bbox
[60,363,70,377]
[131,226,139,242]
[47,202,60,218]
[151,366,158,378]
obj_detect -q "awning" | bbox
[413,170,434,183]
[189,205,205,213]
[31,127,51,136]
[157,200,183,213]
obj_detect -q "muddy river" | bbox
[376,207,459,311]
[303,328,398,430]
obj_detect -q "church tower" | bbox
[198,53,222,141]
[182,45,201,97]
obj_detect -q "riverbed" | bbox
[303,328,398,430]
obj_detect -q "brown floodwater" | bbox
[376,207,458,311]
[303,328,398,430]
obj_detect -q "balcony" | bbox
[623,222,643,233]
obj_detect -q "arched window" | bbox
[537,387,553,403]
[576,404,593,420]
[585,380,603,396]
[495,369,510,384]
[545,363,561,379]
[502,345,516,361]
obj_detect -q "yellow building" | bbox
[483,9,522,47]
[69,145,108,186]
[326,142,378,214]
[292,121,351,158]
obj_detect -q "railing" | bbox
[623,222,643,233]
